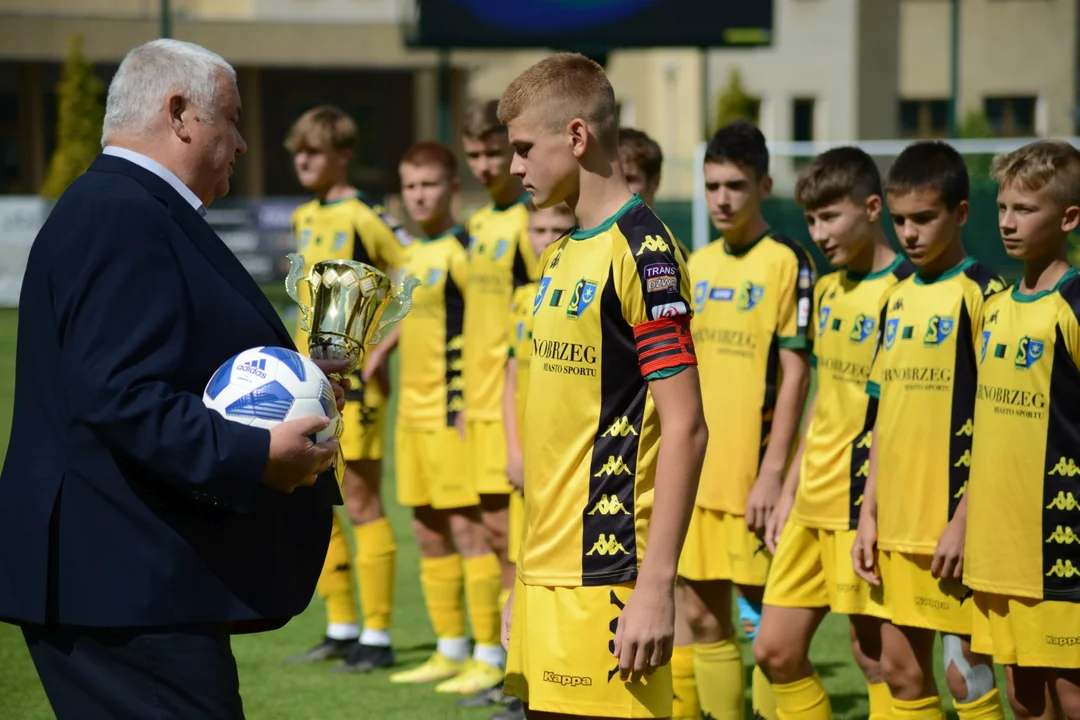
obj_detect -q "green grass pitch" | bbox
[0,306,1004,718]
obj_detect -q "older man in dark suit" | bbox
[0,39,350,719]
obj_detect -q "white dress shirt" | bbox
[102,145,207,217]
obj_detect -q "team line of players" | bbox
[283,54,1080,720]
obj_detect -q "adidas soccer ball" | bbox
[202,346,341,442]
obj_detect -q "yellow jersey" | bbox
[965,270,1080,601]
[688,233,816,514]
[867,257,1006,554]
[519,196,696,587]
[792,256,914,530]
[463,196,538,421]
[509,282,538,430]
[290,192,413,408]
[396,226,469,430]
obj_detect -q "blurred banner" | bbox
[0,198,47,307]
[408,0,773,49]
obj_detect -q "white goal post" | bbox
[691,136,1080,252]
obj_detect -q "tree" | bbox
[712,66,758,135]
[957,109,993,184]
[41,33,104,199]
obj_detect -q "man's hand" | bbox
[852,512,880,586]
[507,447,524,492]
[745,468,783,535]
[310,358,351,413]
[765,487,795,555]
[263,416,339,494]
[613,582,674,683]
[931,514,966,581]
[501,588,514,651]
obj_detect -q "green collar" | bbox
[421,224,463,244]
[913,256,975,285]
[847,254,905,282]
[1011,267,1078,303]
[492,192,530,213]
[570,194,642,241]
[722,229,771,257]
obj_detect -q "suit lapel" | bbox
[91,154,295,349]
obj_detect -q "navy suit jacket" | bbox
[0,154,336,632]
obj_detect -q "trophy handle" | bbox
[285,253,312,332]
[370,275,421,344]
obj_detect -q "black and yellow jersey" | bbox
[519,195,696,587]
[508,281,537,431]
[867,257,1006,554]
[792,256,914,530]
[396,226,469,430]
[290,192,413,407]
[464,196,538,421]
[688,232,815,515]
[965,269,1080,600]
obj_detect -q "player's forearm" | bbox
[760,352,811,477]
[502,360,521,454]
[639,371,708,587]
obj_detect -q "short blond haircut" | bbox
[497,53,618,151]
[461,100,505,140]
[991,139,1080,208]
[284,105,356,154]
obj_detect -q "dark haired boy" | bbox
[679,120,814,718]
[852,141,1006,720]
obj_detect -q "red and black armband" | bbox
[633,315,697,377]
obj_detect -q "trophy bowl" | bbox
[285,255,420,378]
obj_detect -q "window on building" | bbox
[898,99,949,139]
[984,96,1037,137]
[793,98,815,142]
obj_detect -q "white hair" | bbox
[101,39,235,146]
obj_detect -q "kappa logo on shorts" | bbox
[601,417,638,437]
[588,494,630,516]
[587,534,629,556]
[1047,559,1080,578]
[1046,635,1080,646]
[542,671,592,687]
[1047,491,1080,510]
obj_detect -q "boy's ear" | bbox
[865,194,883,223]
[451,176,462,193]
[335,148,353,167]
[760,174,773,200]
[954,199,970,227]
[568,118,589,158]
[1062,205,1080,234]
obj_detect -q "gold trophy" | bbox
[285,256,419,492]
[285,255,420,379]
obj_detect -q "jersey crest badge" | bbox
[737,281,764,311]
[693,281,708,313]
[1014,335,1045,369]
[923,315,954,346]
[426,268,442,287]
[493,239,509,261]
[884,318,900,350]
[850,314,875,343]
[533,277,551,315]
[817,306,831,336]
[566,278,599,320]
[333,231,347,251]
[980,330,991,364]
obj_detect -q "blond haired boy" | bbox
[498,53,709,720]
[965,139,1080,719]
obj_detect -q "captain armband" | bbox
[633,315,697,378]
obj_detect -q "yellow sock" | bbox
[868,681,892,720]
[316,514,357,627]
[772,673,830,720]
[420,554,465,640]
[752,665,778,720]
[671,645,700,720]
[463,553,502,646]
[954,688,1006,720]
[891,695,945,720]
[694,637,745,720]
[498,588,511,611]
[353,517,396,632]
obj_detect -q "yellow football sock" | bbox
[772,674,830,720]
[954,688,1006,720]
[891,695,945,720]
[694,637,745,720]
[752,665,778,720]
[498,588,511,612]
[354,517,396,632]
[316,514,357,627]
[463,553,502,646]
[671,645,700,720]
[420,554,465,640]
[868,681,892,720]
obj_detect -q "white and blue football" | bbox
[202,346,340,443]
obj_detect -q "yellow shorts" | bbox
[678,507,771,586]
[395,425,476,510]
[763,520,889,618]
[340,399,383,462]
[467,419,511,495]
[505,578,672,718]
[971,591,1080,668]
[878,550,972,634]
[508,490,524,564]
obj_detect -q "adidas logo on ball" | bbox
[236,358,268,379]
